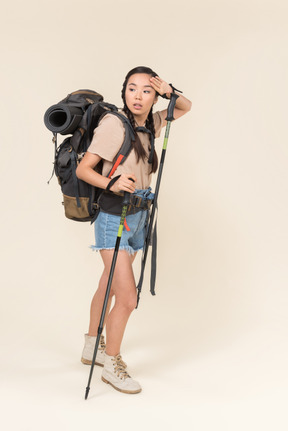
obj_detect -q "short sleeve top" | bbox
[87,111,164,189]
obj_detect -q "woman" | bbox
[76,66,191,394]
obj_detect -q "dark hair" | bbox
[121,66,159,173]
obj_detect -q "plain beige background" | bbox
[1,0,287,430]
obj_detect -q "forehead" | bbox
[127,73,152,87]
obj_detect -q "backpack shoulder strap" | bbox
[103,111,135,179]
[91,111,135,223]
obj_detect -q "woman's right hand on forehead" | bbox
[110,173,137,194]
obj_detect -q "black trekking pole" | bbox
[136,92,179,307]
[84,188,132,400]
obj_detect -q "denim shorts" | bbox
[91,188,154,255]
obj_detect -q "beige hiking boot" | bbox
[81,334,106,367]
[101,353,142,394]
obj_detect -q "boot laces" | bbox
[99,335,106,352]
[112,354,130,380]
[100,338,126,368]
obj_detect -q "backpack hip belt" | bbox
[97,191,153,216]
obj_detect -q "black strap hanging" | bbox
[135,126,155,164]
[70,150,81,207]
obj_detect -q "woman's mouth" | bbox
[133,104,142,110]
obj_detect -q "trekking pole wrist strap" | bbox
[106,175,121,191]
[160,83,183,99]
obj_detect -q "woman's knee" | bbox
[127,294,137,312]
[116,291,137,313]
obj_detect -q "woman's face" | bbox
[125,73,158,122]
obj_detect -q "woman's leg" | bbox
[100,249,137,356]
[88,269,113,337]
[88,250,137,347]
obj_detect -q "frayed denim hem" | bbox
[89,245,143,256]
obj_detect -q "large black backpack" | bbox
[44,90,135,222]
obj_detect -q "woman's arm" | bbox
[150,76,192,126]
[76,152,136,194]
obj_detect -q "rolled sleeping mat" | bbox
[44,104,84,135]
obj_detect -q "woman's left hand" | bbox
[150,76,172,97]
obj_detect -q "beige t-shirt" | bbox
[88,111,164,189]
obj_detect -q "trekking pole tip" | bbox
[85,387,90,400]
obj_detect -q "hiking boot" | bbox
[81,333,106,367]
[101,353,142,394]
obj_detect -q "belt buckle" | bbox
[133,196,142,208]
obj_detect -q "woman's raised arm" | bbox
[150,76,192,125]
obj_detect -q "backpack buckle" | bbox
[77,152,85,161]
[132,196,142,208]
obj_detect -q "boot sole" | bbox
[81,358,104,367]
[101,376,142,394]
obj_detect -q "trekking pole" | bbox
[136,93,179,307]
[84,188,132,400]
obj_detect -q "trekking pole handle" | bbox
[123,191,131,206]
[122,178,135,206]
[165,93,179,122]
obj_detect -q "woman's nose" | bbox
[135,90,142,99]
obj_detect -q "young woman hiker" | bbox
[76,66,192,394]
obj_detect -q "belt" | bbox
[97,191,153,216]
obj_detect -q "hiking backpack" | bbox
[44,90,135,222]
